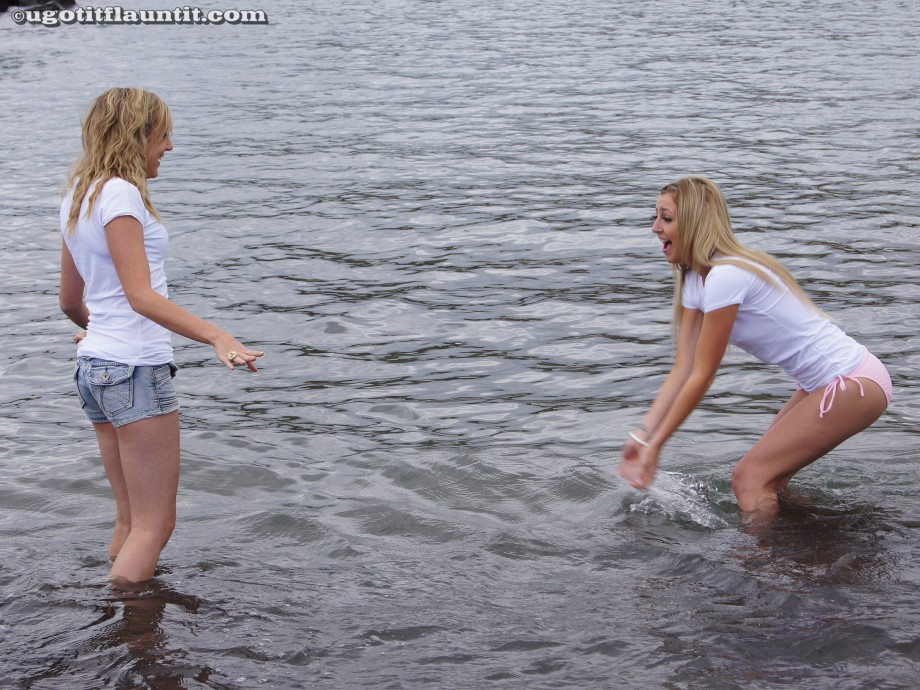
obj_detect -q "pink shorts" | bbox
[800,348,893,418]
[845,349,893,403]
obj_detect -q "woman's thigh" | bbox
[736,378,888,490]
[114,411,181,525]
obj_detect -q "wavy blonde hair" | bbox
[64,87,172,235]
[661,176,824,335]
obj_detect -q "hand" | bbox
[214,337,264,372]
[618,437,660,489]
[73,329,87,344]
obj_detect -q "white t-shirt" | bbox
[681,259,864,392]
[61,177,174,365]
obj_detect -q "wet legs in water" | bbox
[732,379,888,519]
[92,411,180,584]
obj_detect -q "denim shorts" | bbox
[74,357,179,427]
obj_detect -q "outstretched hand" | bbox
[214,337,264,372]
[618,438,660,489]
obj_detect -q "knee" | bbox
[134,513,175,548]
[146,523,175,553]
[158,515,176,546]
[731,463,773,512]
[731,463,752,498]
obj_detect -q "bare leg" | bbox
[109,411,181,585]
[93,421,132,561]
[765,389,808,433]
[762,389,811,495]
[732,378,888,519]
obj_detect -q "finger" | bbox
[237,348,262,371]
[228,353,260,371]
[619,462,649,490]
[223,348,244,369]
[618,463,638,482]
[621,470,648,490]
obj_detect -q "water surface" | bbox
[1,0,919,687]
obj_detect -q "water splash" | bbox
[626,471,733,530]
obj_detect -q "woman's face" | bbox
[145,126,173,179]
[652,193,680,264]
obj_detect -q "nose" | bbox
[165,136,174,151]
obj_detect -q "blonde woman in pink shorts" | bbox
[619,176,892,517]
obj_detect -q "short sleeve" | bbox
[99,179,147,227]
[703,264,753,312]
[681,271,704,310]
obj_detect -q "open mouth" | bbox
[662,240,672,250]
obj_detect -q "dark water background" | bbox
[2,0,919,687]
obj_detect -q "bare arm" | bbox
[105,215,263,370]
[646,304,737,448]
[620,303,738,488]
[60,239,90,330]
[635,306,704,436]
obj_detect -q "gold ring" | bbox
[227,350,238,361]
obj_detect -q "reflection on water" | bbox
[1,0,920,686]
[10,579,207,689]
[741,498,898,587]
[85,582,206,690]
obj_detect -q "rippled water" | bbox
[2,0,920,687]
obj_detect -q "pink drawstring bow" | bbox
[819,376,865,418]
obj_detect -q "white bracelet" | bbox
[628,431,650,448]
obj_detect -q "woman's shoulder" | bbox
[710,256,773,283]
[703,259,761,296]
[98,177,145,207]
[712,254,761,271]
[95,177,150,226]
[100,177,142,194]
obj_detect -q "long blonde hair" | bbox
[64,87,172,235]
[661,176,823,333]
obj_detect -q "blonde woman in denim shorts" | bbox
[59,88,263,585]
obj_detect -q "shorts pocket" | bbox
[74,365,89,410]
[88,361,135,416]
[154,363,178,410]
